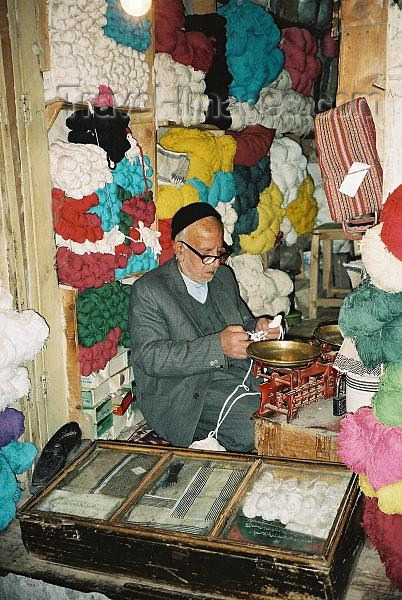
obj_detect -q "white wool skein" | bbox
[0,282,49,409]
[307,161,331,226]
[280,216,298,246]
[55,226,126,256]
[270,138,307,207]
[215,200,237,246]
[0,366,31,410]
[228,254,292,317]
[50,141,113,199]
[361,222,402,293]
[228,70,314,136]
[45,0,149,107]
[136,222,162,259]
[125,133,141,164]
[155,54,208,127]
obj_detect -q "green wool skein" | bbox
[339,278,402,370]
[373,363,402,426]
[77,281,131,348]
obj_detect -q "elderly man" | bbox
[129,203,279,452]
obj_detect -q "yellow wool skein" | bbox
[286,175,317,235]
[159,128,237,186]
[239,181,285,254]
[156,184,199,219]
[359,474,402,515]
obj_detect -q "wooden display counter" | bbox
[254,397,342,463]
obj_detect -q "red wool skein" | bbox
[363,497,402,591]
[56,247,127,291]
[115,226,146,256]
[380,184,402,261]
[155,0,215,73]
[158,218,174,266]
[121,194,156,228]
[78,326,121,376]
[52,188,103,243]
[281,28,321,96]
[320,32,339,58]
[227,126,276,167]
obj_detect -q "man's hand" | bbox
[220,325,250,359]
[255,317,281,340]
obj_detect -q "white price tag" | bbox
[339,162,370,197]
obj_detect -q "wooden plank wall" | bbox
[336,0,388,162]
[383,4,402,198]
[2,0,71,446]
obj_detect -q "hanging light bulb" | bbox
[120,0,151,17]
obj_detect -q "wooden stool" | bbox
[309,223,350,319]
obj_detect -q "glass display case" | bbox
[18,441,364,600]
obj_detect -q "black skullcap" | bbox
[171,202,222,240]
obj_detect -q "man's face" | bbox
[174,217,224,283]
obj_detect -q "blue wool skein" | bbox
[115,247,157,278]
[88,182,123,232]
[103,0,151,51]
[188,172,236,207]
[113,156,153,197]
[218,0,284,104]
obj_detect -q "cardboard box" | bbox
[109,366,134,393]
[81,379,111,408]
[83,396,113,425]
[108,346,130,378]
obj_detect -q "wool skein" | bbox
[338,407,402,491]
[372,363,402,426]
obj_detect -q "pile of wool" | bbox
[50,141,113,199]
[77,281,131,348]
[239,181,285,254]
[78,326,121,376]
[156,184,199,220]
[372,363,402,426]
[218,0,284,103]
[56,247,127,291]
[55,225,125,256]
[155,0,214,73]
[281,28,321,96]
[286,175,317,235]
[188,171,236,208]
[45,0,149,106]
[242,468,347,539]
[52,189,104,243]
[0,283,49,410]
[270,137,308,206]
[228,254,292,317]
[112,156,153,197]
[154,53,209,127]
[227,125,276,167]
[361,224,402,295]
[160,128,236,186]
[307,160,331,225]
[359,475,402,516]
[232,157,272,250]
[363,497,402,591]
[338,277,402,371]
[157,218,174,266]
[103,0,151,51]
[228,70,314,136]
[216,200,238,247]
[338,407,402,493]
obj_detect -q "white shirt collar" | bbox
[179,270,208,304]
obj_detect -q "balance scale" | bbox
[248,324,343,423]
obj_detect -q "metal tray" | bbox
[313,324,343,349]
[247,340,321,368]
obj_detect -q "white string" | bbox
[208,359,259,440]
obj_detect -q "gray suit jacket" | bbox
[128,258,256,447]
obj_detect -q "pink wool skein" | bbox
[338,407,402,490]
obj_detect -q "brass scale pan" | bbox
[247,324,343,369]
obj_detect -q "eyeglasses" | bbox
[178,241,230,265]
